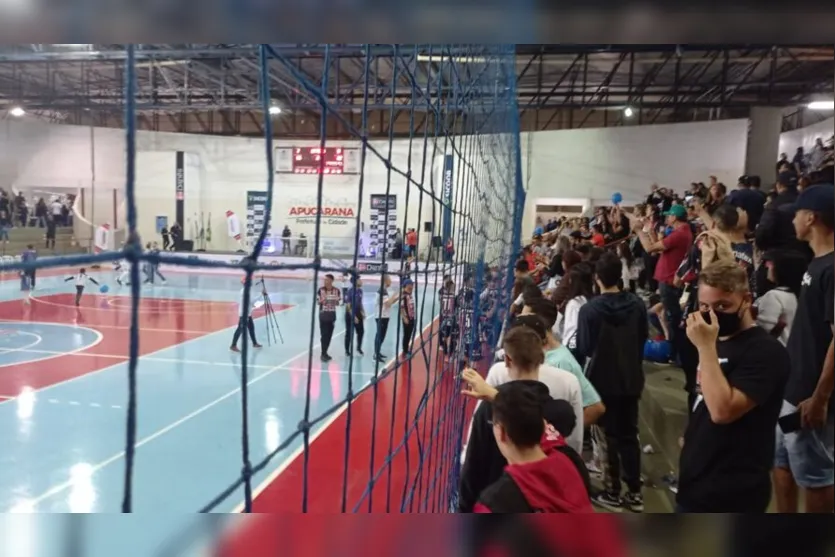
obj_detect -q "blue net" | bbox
[3,43,524,518]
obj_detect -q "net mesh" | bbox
[6,43,524,517]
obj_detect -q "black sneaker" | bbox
[592,491,623,512]
[321,353,332,362]
[623,491,644,513]
[357,348,364,356]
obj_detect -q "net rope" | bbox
[3,43,524,515]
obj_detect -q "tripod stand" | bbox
[257,276,284,346]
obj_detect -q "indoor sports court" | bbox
[0,268,451,517]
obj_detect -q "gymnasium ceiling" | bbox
[0,44,832,137]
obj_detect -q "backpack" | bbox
[697,230,734,269]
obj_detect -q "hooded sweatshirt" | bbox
[458,380,589,513]
[473,423,594,513]
[575,291,648,398]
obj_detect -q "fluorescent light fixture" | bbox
[268,106,282,115]
[808,100,834,110]
[623,106,634,118]
[9,106,25,117]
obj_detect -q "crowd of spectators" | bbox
[457,138,834,514]
[0,189,74,236]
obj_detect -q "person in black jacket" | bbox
[575,252,648,513]
[755,171,813,297]
[457,326,586,513]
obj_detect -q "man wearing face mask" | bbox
[676,261,790,513]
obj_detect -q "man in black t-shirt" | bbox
[774,183,835,514]
[677,261,789,513]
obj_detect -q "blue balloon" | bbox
[99,284,110,294]
[611,192,623,205]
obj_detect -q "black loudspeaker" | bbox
[431,236,442,248]
[177,240,194,252]
[423,221,433,233]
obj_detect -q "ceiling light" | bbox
[808,100,834,110]
[268,106,282,115]
[9,106,25,117]
[623,106,634,118]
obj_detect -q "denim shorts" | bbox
[774,400,835,489]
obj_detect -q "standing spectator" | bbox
[755,171,812,297]
[35,198,47,228]
[777,152,790,176]
[458,326,585,512]
[392,228,403,259]
[45,216,57,250]
[470,381,593,514]
[50,196,63,225]
[281,225,292,255]
[792,146,807,176]
[522,298,606,426]
[317,274,341,362]
[773,184,834,514]
[16,193,28,228]
[556,264,594,358]
[444,236,455,263]
[632,204,693,363]
[754,251,805,346]
[161,223,170,250]
[169,222,182,251]
[809,138,826,172]
[576,253,648,513]
[0,208,10,252]
[405,228,418,258]
[677,262,789,513]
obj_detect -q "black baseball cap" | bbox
[787,183,835,221]
[777,171,799,188]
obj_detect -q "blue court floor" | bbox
[0,268,439,554]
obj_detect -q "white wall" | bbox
[779,117,834,155]
[0,120,514,261]
[2,117,753,257]
[519,119,749,238]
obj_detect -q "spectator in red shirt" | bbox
[591,224,606,247]
[632,204,693,362]
[405,228,418,257]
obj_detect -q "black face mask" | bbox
[701,307,745,337]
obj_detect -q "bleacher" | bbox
[1,226,83,257]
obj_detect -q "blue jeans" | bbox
[658,282,682,360]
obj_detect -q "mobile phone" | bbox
[778,411,802,434]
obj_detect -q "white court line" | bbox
[0,319,239,336]
[0,324,104,371]
[9,315,377,510]
[0,395,12,400]
[0,331,43,356]
[29,293,239,316]
[0,347,377,376]
[233,317,438,512]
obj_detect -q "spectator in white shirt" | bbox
[556,264,595,356]
[483,317,584,454]
[754,251,805,346]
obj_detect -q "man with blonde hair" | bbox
[677,261,789,513]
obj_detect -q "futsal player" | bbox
[65,268,100,306]
[150,242,167,283]
[400,278,416,357]
[344,276,365,356]
[115,259,130,286]
[439,277,458,355]
[230,277,263,352]
[318,273,341,362]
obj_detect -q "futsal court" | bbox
[0,267,458,518]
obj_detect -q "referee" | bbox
[318,273,341,362]
[230,277,263,352]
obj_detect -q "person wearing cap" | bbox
[773,183,835,514]
[755,171,813,296]
[632,202,693,363]
[317,273,341,362]
[399,277,416,357]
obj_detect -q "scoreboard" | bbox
[275,146,360,175]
